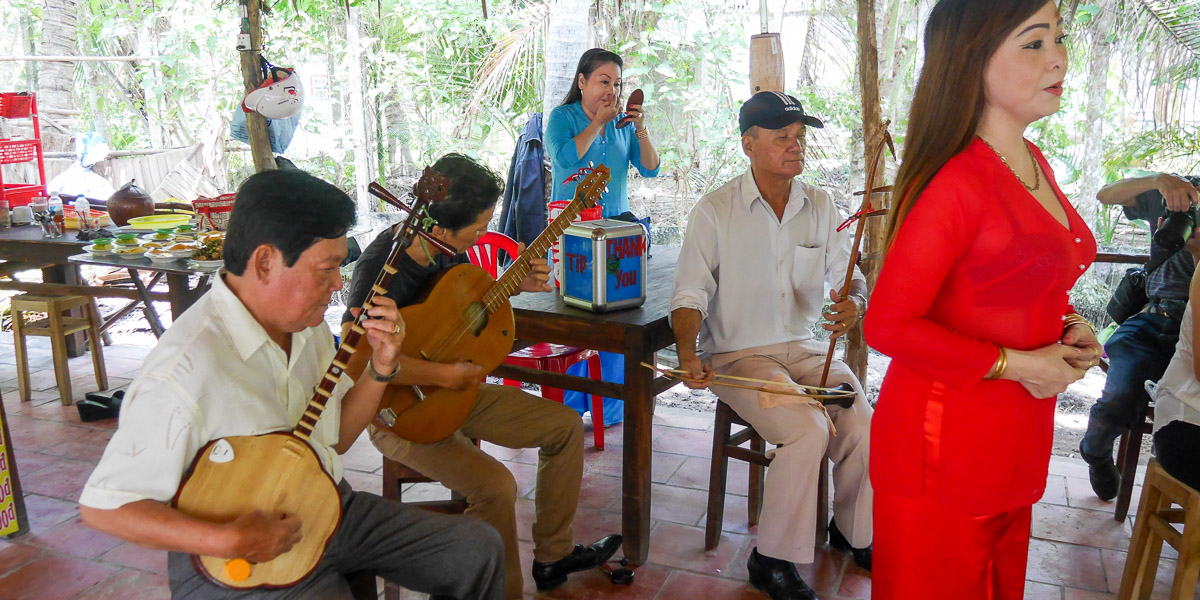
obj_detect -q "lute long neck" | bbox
[481,197,591,314]
[294,229,415,442]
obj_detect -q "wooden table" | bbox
[0,226,103,356]
[68,253,216,337]
[491,246,680,566]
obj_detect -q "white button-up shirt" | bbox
[80,274,352,510]
[671,169,865,355]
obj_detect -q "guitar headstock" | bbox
[573,165,611,210]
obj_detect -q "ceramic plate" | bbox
[83,244,114,256]
[112,246,148,257]
[141,233,175,243]
[188,259,223,269]
[146,250,180,263]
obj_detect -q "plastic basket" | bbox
[0,140,38,164]
[193,193,236,231]
[0,94,32,119]
[2,183,44,207]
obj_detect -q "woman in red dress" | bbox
[863,1,1101,598]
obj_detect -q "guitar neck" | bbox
[294,233,411,441]
[482,197,589,313]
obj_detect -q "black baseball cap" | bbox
[738,91,825,134]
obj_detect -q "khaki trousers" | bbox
[711,339,873,564]
[371,383,584,600]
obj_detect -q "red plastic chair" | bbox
[467,232,606,449]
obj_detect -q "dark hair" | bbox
[424,153,503,231]
[885,0,1051,246]
[224,169,356,275]
[560,48,624,106]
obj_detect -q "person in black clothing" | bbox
[1081,172,1200,499]
[341,154,621,599]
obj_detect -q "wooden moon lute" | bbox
[171,168,452,589]
[354,165,611,444]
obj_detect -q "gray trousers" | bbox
[168,481,505,599]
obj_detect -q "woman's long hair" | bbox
[560,48,624,106]
[885,0,1053,246]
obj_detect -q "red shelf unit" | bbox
[0,93,47,207]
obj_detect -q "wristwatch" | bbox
[366,359,401,383]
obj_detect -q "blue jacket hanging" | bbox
[499,113,548,249]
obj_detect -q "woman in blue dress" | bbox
[545,48,660,218]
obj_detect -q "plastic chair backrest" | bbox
[466,231,519,278]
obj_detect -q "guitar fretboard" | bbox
[294,224,417,441]
[480,198,589,313]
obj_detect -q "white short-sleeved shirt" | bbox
[670,169,865,355]
[79,273,353,510]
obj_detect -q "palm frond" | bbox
[459,2,548,135]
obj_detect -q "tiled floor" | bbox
[0,334,1194,600]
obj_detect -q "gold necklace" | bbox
[980,137,1041,192]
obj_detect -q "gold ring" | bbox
[392,324,401,334]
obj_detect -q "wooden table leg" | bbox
[41,263,85,357]
[621,334,654,566]
[167,273,208,319]
[127,269,166,338]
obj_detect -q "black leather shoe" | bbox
[828,518,872,572]
[1088,456,1121,501]
[746,547,818,600]
[531,534,623,591]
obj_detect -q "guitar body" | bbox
[365,263,515,443]
[173,433,343,589]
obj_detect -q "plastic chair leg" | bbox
[587,353,604,449]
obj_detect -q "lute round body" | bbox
[172,432,342,589]
[346,263,515,444]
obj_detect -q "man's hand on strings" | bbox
[515,242,553,293]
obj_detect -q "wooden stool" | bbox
[1118,459,1200,599]
[705,400,828,550]
[381,455,469,600]
[1115,403,1155,522]
[11,294,107,405]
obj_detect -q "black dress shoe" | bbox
[531,534,623,591]
[828,518,872,571]
[1088,456,1121,501]
[746,548,818,600]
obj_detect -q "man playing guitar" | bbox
[79,169,504,599]
[343,154,621,599]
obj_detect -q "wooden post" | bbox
[847,0,888,384]
[238,0,276,172]
[749,33,785,94]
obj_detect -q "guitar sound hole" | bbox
[463,302,489,336]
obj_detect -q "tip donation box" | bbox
[560,219,647,313]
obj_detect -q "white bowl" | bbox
[146,250,180,263]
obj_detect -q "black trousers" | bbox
[1154,420,1200,491]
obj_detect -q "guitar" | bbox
[171,169,451,589]
[362,165,611,444]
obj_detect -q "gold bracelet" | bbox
[1063,313,1096,336]
[635,128,649,140]
[985,345,1007,380]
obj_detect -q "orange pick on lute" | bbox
[225,558,252,582]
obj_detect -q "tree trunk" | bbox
[543,0,591,129]
[238,0,276,173]
[846,0,888,385]
[38,0,79,153]
[1077,0,1116,230]
[346,5,371,211]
